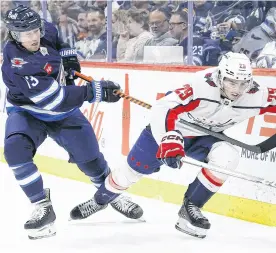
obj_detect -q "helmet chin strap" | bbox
[220,88,232,100]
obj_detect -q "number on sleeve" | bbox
[24,76,39,89]
[267,88,276,102]
[174,84,193,101]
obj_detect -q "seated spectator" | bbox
[76,7,108,61]
[93,0,107,12]
[1,21,8,52]
[47,0,62,25]
[131,1,151,11]
[112,9,128,61]
[169,10,204,65]
[144,8,178,47]
[1,1,14,20]
[30,0,52,22]
[76,12,89,41]
[117,8,152,62]
[60,0,85,21]
[233,7,276,63]
[175,1,214,32]
[57,14,79,48]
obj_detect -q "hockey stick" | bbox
[177,156,276,188]
[177,118,276,154]
[74,71,276,153]
[74,71,276,188]
[73,71,152,109]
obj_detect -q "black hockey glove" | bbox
[59,47,81,80]
[86,80,121,103]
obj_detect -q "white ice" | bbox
[0,162,275,253]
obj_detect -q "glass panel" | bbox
[1,0,276,68]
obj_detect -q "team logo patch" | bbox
[44,63,53,74]
[11,58,28,68]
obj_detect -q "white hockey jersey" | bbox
[150,68,276,144]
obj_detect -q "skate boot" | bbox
[175,198,211,239]
[110,195,144,220]
[24,188,56,240]
[70,197,107,220]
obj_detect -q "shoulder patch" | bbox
[11,58,28,68]
[204,72,217,87]
[247,81,260,94]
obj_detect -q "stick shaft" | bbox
[179,156,276,188]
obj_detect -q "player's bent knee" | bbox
[4,134,35,165]
[77,156,110,186]
[206,141,239,181]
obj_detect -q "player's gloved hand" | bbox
[156,130,185,169]
[59,47,81,80]
[86,80,121,103]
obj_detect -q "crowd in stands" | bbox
[1,1,276,68]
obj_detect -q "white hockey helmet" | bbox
[217,52,253,88]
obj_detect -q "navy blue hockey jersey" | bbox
[1,21,88,121]
[179,35,204,66]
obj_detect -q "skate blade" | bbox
[175,218,208,239]
[68,216,146,222]
[137,216,146,222]
[27,222,56,240]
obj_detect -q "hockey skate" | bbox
[24,188,56,240]
[70,197,108,220]
[110,195,144,220]
[175,198,211,239]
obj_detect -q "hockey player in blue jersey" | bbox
[1,5,143,240]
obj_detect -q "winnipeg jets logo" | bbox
[11,58,28,68]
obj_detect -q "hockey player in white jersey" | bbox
[70,52,276,238]
[233,7,276,62]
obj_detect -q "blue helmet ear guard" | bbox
[4,5,45,42]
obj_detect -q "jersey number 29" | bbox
[175,84,193,101]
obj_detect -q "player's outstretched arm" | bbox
[11,71,121,113]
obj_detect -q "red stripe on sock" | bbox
[201,168,224,187]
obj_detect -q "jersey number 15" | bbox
[24,76,39,89]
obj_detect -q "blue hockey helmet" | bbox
[4,5,45,42]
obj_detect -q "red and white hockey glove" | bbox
[156,130,185,169]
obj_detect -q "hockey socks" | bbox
[10,161,45,203]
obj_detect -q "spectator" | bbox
[112,9,128,61]
[47,0,62,25]
[144,8,178,47]
[30,0,52,23]
[56,14,79,48]
[169,10,204,65]
[1,1,14,20]
[77,7,108,60]
[1,21,8,52]
[93,0,107,12]
[132,1,151,11]
[117,8,152,62]
[233,7,276,62]
[59,0,85,21]
[76,12,89,41]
